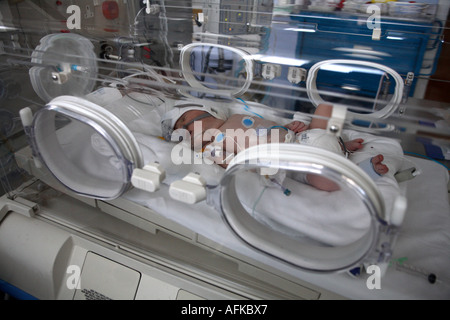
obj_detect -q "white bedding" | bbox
[118,106,450,298]
[125,106,406,247]
[123,155,450,299]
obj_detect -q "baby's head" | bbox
[161,103,227,142]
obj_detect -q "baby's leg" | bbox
[309,104,333,130]
[306,174,340,192]
[306,154,388,191]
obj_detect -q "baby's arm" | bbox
[285,121,309,133]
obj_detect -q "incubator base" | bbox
[0,180,342,300]
[4,144,450,300]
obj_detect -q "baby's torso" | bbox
[216,114,288,149]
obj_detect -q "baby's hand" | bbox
[286,121,308,133]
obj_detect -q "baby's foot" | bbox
[345,138,364,152]
[372,154,389,175]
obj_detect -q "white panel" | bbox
[135,274,180,300]
[74,252,141,300]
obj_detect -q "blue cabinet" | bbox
[291,11,439,98]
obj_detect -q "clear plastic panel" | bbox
[0,1,447,203]
[29,33,98,102]
[32,108,131,199]
[217,143,388,272]
[0,0,448,285]
[235,168,373,242]
[180,43,254,98]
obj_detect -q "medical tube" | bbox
[268,178,291,196]
[393,261,437,284]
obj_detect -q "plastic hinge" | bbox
[372,28,381,41]
[326,104,347,137]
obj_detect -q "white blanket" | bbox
[125,113,406,246]
[109,102,450,298]
[122,155,450,299]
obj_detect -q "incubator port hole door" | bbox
[217,144,394,273]
[28,96,144,200]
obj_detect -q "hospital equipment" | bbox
[0,0,449,300]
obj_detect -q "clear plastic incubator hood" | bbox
[0,0,449,300]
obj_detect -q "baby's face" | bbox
[174,110,208,133]
[174,110,220,150]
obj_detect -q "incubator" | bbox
[0,0,449,300]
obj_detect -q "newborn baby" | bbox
[162,103,389,191]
